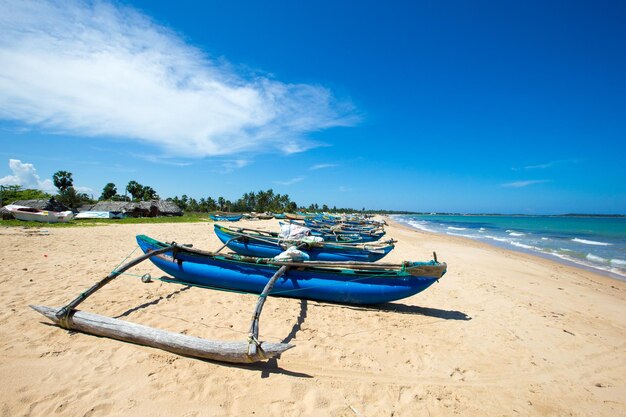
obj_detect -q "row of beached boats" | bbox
[33,213,447,364]
[3,205,127,222]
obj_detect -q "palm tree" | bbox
[100,183,117,200]
[126,181,144,201]
[53,171,73,192]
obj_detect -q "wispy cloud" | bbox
[512,159,579,171]
[0,159,56,193]
[133,154,194,167]
[338,185,350,192]
[501,180,549,188]
[75,185,94,194]
[0,0,359,158]
[309,163,338,170]
[524,162,556,170]
[219,159,251,173]
[274,176,305,186]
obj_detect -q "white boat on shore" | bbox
[5,205,74,223]
[75,211,126,219]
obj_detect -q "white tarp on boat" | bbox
[279,223,311,239]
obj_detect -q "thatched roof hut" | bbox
[79,200,183,217]
[10,198,70,212]
[152,200,183,216]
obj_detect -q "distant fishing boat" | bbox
[286,220,386,242]
[278,221,363,242]
[285,213,307,220]
[137,234,446,305]
[213,224,395,262]
[5,205,74,223]
[209,213,243,222]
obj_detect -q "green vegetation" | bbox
[1,169,407,229]
[0,185,52,204]
[0,212,209,228]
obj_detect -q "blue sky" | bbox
[0,0,625,214]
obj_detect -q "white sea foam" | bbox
[484,235,510,243]
[610,259,626,266]
[510,241,535,250]
[586,254,608,263]
[571,238,612,246]
[546,252,626,278]
[406,220,436,233]
[541,237,549,240]
[448,226,467,231]
[446,232,477,239]
[479,228,485,232]
[508,232,525,237]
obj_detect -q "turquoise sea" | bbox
[392,214,626,279]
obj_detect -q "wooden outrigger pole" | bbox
[31,243,294,364]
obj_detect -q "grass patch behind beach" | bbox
[0,212,210,228]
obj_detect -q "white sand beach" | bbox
[0,218,624,416]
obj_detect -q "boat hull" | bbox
[214,225,393,262]
[137,235,442,305]
[209,214,243,222]
[8,206,74,223]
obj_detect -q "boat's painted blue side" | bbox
[213,225,393,262]
[209,214,243,222]
[136,235,440,305]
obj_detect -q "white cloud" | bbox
[274,176,305,186]
[524,162,556,170]
[501,180,549,188]
[75,185,94,194]
[0,159,56,193]
[0,0,358,158]
[133,154,194,167]
[513,159,580,171]
[218,159,251,173]
[310,163,338,170]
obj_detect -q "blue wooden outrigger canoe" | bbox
[209,213,243,222]
[213,224,395,262]
[137,235,446,305]
[285,220,386,242]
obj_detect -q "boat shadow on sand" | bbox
[344,302,471,321]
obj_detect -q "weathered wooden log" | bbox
[247,265,289,356]
[31,305,294,364]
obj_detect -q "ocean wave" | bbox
[406,220,436,233]
[586,254,608,263]
[510,241,536,250]
[508,232,525,237]
[546,252,626,278]
[571,238,612,246]
[446,232,478,239]
[447,226,467,231]
[610,259,626,266]
[541,237,549,240]
[484,235,510,243]
[479,228,485,232]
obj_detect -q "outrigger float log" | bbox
[31,242,294,364]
